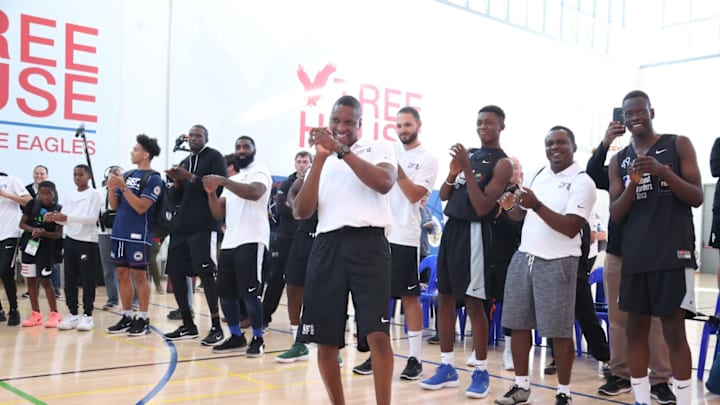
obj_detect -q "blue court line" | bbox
[0,120,97,133]
[136,326,177,405]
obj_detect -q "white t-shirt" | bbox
[387,144,439,247]
[220,162,272,250]
[0,175,29,240]
[60,188,103,243]
[316,139,397,234]
[518,162,596,259]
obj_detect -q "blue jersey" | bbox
[111,170,162,245]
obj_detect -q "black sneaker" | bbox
[7,309,20,326]
[164,325,199,340]
[107,315,134,334]
[167,309,194,320]
[598,375,632,396]
[651,382,677,405]
[400,356,423,380]
[55,290,62,299]
[213,333,248,353]
[246,336,265,358]
[544,360,557,375]
[555,393,572,405]
[427,334,440,345]
[352,357,373,375]
[0,310,6,322]
[22,291,29,299]
[201,326,224,346]
[127,317,150,337]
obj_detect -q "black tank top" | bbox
[444,147,507,222]
[616,134,697,273]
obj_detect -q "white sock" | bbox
[674,377,692,405]
[631,376,651,404]
[139,312,148,320]
[474,359,487,371]
[290,324,298,339]
[408,330,422,360]
[123,310,133,317]
[440,351,454,365]
[504,335,512,353]
[515,375,530,390]
[557,384,571,396]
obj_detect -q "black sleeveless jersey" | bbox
[616,134,697,274]
[444,147,508,223]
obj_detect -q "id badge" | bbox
[24,239,39,256]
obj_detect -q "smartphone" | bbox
[612,107,624,124]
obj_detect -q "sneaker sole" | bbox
[77,327,94,332]
[650,394,675,404]
[212,346,246,354]
[419,380,459,390]
[57,325,78,330]
[201,339,225,347]
[165,335,199,341]
[246,351,265,358]
[352,369,373,376]
[107,328,131,334]
[127,330,150,337]
[465,388,490,399]
[276,354,309,363]
[598,387,632,396]
[399,372,423,380]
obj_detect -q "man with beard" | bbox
[352,106,438,380]
[609,90,701,405]
[163,124,227,346]
[262,151,312,329]
[204,136,272,356]
[421,105,512,399]
[295,95,396,405]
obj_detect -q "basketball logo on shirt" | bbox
[153,185,161,196]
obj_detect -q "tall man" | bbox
[0,172,32,325]
[608,90,701,405]
[262,151,312,328]
[295,95,397,405]
[420,105,512,399]
[497,126,595,405]
[106,135,162,336]
[587,110,675,403]
[352,106,438,380]
[164,124,227,345]
[204,136,272,356]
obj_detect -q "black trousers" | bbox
[0,238,18,311]
[262,236,292,325]
[549,257,610,362]
[63,238,99,316]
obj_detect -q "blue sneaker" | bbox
[419,363,459,390]
[466,369,490,398]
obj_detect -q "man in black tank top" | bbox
[420,105,513,399]
[608,90,702,405]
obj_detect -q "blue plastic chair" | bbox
[588,267,610,336]
[698,293,720,380]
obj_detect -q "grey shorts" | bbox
[501,251,578,338]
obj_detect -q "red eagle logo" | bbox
[297,63,337,106]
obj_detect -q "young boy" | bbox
[47,165,103,331]
[19,181,63,327]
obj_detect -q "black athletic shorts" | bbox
[217,243,264,299]
[0,238,18,277]
[285,231,315,287]
[165,231,217,277]
[298,227,391,348]
[619,268,695,317]
[710,211,720,248]
[437,218,487,302]
[390,243,419,298]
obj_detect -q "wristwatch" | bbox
[337,144,351,159]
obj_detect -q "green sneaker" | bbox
[276,342,309,363]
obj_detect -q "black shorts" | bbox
[390,243,419,298]
[217,243,264,299]
[0,238,18,277]
[298,227,391,348]
[165,231,217,277]
[437,218,487,302]
[618,268,695,317]
[710,211,720,248]
[285,231,315,287]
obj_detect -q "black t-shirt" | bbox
[444,147,508,222]
[20,199,61,265]
[275,173,299,238]
[172,147,227,234]
[616,134,696,273]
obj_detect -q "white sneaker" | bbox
[57,314,79,330]
[466,350,476,367]
[502,351,515,371]
[77,315,94,331]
